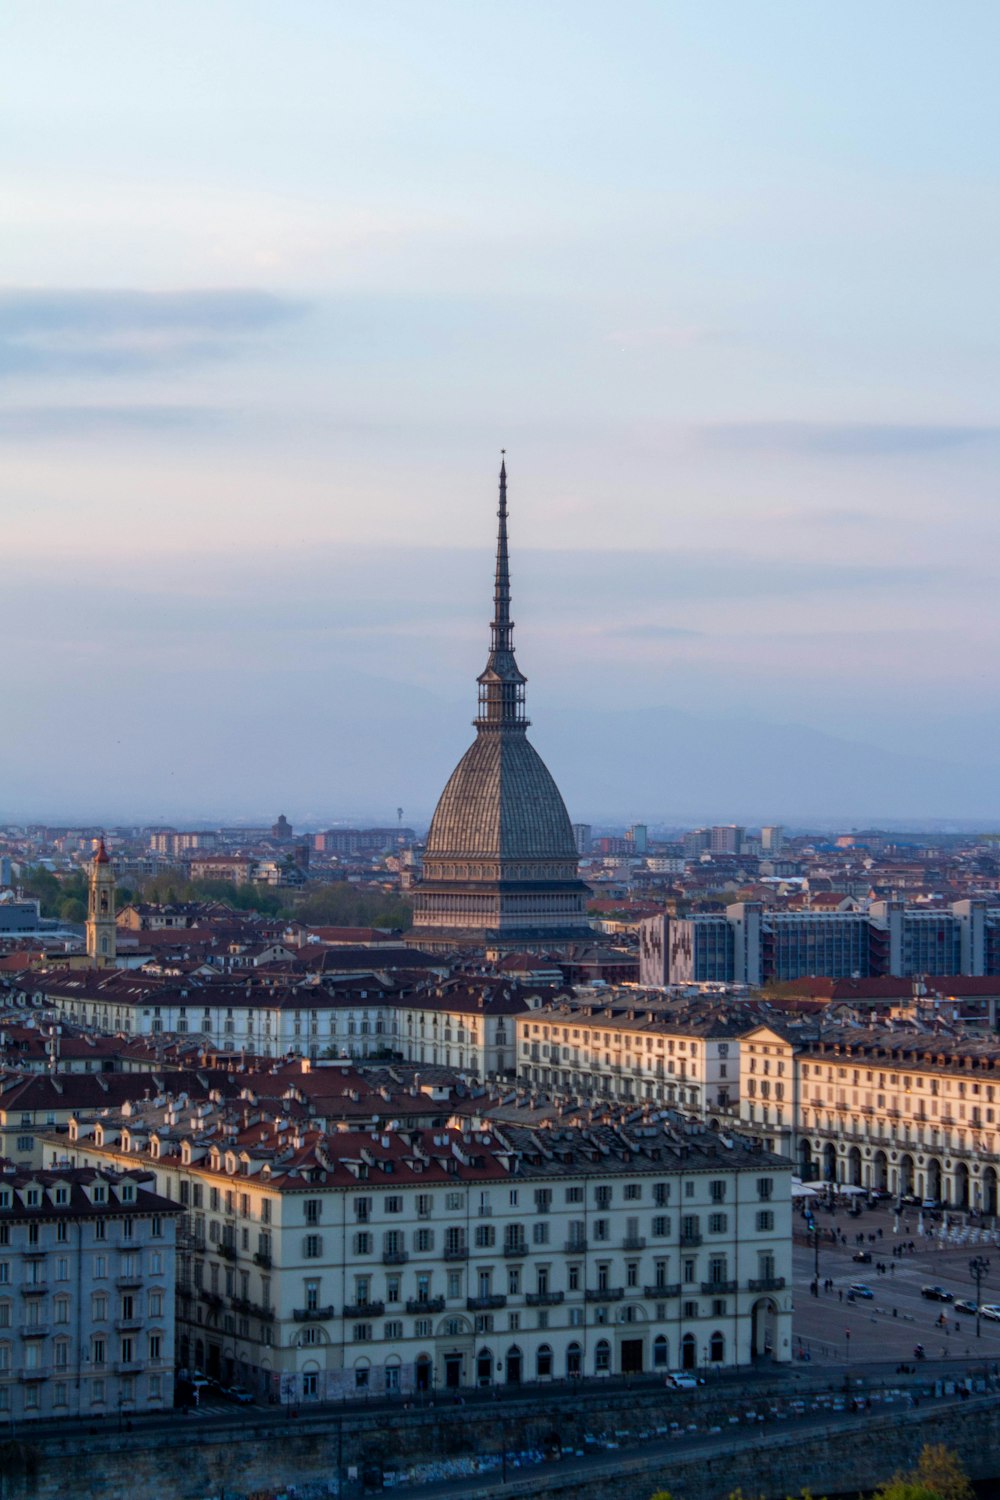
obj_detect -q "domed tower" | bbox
[406,459,592,954]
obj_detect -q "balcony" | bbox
[701,1280,738,1295]
[115,1359,144,1375]
[564,1239,588,1254]
[292,1305,335,1322]
[503,1243,528,1258]
[622,1236,646,1251]
[406,1296,445,1314]
[645,1283,681,1299]
[525,1291,565,1307]
[115,1317,144,1332]
[217,1243,238,1262]
[17,1368,49,1383]
[382,1251,409,1266]
[18,1324,49,1339]
[443,1247,468,1262]
[253,1251,272,1269]
[22,1249,46,1262]
[585,1287,624,1302]
[748,1276,786,1292]
[679,1232,702,1248]
[116,1274,143,1291]
[19,1283,48,1297]
[466,1294,507,1311]
[343,1300,384,1319]
[231,1296,274,1322]
[198,1290,223,1310]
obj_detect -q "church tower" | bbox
[86,838,117,967]
[406,459,593,954]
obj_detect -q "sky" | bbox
[3,2,1000,827]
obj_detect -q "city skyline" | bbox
[4,3,999,822]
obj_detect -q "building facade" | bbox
[0,1163,179,1422]
[49,1111,792,1400]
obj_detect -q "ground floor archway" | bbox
[955,1161,970,1209]
[751,1298,778,1358]
[798,1140,813,1180]
[873,1151,888,1191]
[505,1346,522,1385]
[927,1157,943,1202]
[983,1166,997,1216]
[899,1154,915,1197]
[847,1146,862,1186]
[681,1333,697,1371]
[823,1142,837,1182]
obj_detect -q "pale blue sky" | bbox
[3,3,999,824]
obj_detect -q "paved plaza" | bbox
[791,1197,1000,1367]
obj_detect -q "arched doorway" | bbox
[681,1333,697,1371]
[847,1147,862,1186]
[653,1335,668,1369]
[476,1347,493,1387]
[709,1331,725,1365]
[536,1344,553,1380]
[594,1339,611,1375]
[873,1151,888,1191]
[444,1352,463,1389]
[751,1299,778,1358]
[899,1154,915,1197]
[566,1341,582,1378]
[798,1140,813,1180]
[955,1162,970,1209]
[505,1346,522,1385]
[823,1142,837,1182]
[983,1166,997,1216]
[415,1355,432,1392]
[927,1158,942,1203]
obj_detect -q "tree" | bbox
[911,1445,973,1500]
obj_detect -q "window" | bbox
[445,1192,465,1212]
[303,1235,323,1258]
[416,1194,433,1217]
[532,1222,549,1245]
[385,1196,403,1215]
[354,1232,372,1256]
[652,1215,671,1237]
[756,1210,774,1232]
[594,1339,610,1372]
[624,1183,641,1201]
[384,1320,403,1340]
[475,1224,495,1248]
[595,1186,612,1210]
[756,1178,773,1201]
[534,1189,551,1215]
[304,1199,322,1224]
[354,1198,371,1223]
[415,1228,434,1253]
[654,1182,670,1206]
[709,1213,727,1234]
[353,1323,372,1342]
[710,1180,726,1202]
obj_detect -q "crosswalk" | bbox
[188,1397,244,1418]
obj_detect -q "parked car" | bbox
[979,1304,1000,1322]
[954,1299,978,1315]
[921,1198,940,1211]
[848,1283,874,1299]
[852,1250,872,1263]
[223,1385,254,1404]
[921,1285,954,1302]
[665,1372,701,1389]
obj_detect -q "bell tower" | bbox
[86,838,117,968]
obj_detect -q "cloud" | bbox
[0,288,305,377]
[697,422,1000,456]
[0,404,227,439]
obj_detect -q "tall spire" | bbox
[492,451,511,654]
[476,454,528,730]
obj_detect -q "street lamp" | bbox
[969,1255,990,1340]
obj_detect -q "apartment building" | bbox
[738,1022,1000,1213]
[515,991,749,1116]
[639,899,1000,987]
[0,1163,179,1422]
[46,1107,792,1401]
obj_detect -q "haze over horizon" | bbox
[4,3,999,825]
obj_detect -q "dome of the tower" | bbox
[426,730,578,862]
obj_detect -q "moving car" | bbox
[954,1299,978,1315]
[852,1250,872,1263]
[223,1385,254,1404]
[979,1304,1000,1322]
[665,1372,701,1389]
[920,1285,954,1302]
[848,1283,874,1299]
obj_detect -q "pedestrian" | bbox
[839,1289,843,1303]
